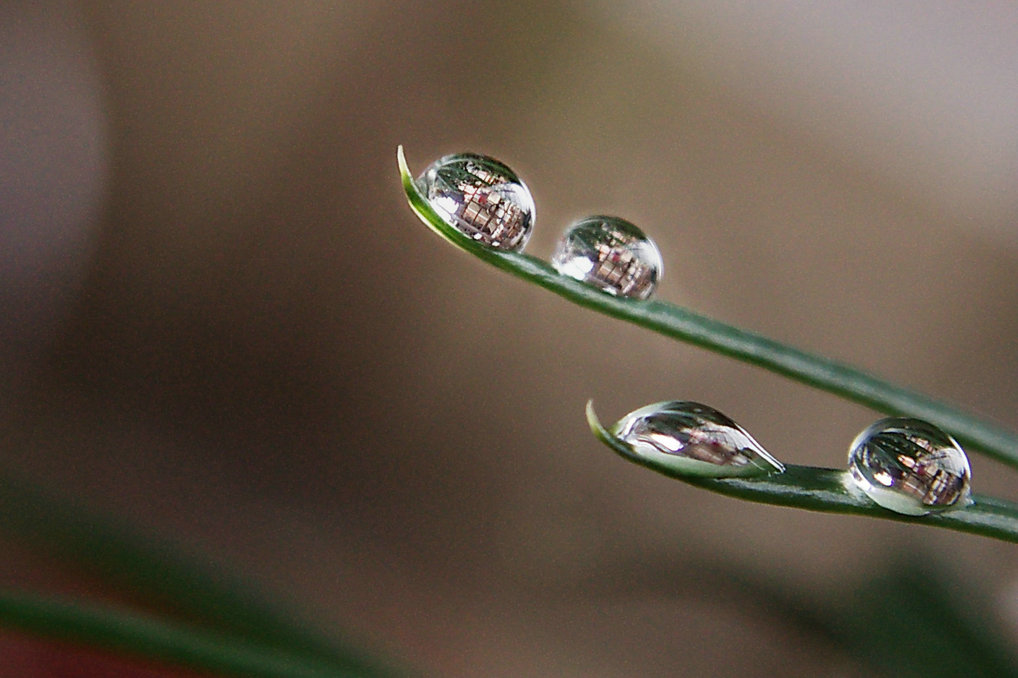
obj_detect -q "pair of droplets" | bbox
[416,151,973,518]
[416,152,663,300]
[609,401,972,517]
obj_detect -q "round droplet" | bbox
[416,153,535,251]
[847,417,972,516]
[610,401,784,477]
[551,216,663,300]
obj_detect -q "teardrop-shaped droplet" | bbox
[847,417,972,516]
[416,153,535,251]
[609,401,784,477]
[551,216,663,300]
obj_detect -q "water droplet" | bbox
[551,216,663,300]
[847,417,972,515]
[416,153,535,251]
[609,401,784,477]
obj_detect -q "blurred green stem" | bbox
[0,472,400,677]
[0,590,361,678]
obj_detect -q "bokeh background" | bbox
[3,2,1018,675]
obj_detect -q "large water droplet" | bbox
[847,417,972,515]
[609,401,784,477]
[416,153,535,251]
[551,216,663,300]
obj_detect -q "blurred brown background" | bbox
[3,1,1018,676]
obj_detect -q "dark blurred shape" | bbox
[0,1,106,387]
[837,557,1018,678]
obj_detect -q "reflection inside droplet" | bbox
[551,216,662,300]
[416,153,535,251]
[847,417,972,515]
[610,401,784,477]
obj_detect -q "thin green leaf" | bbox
[586,401,1018,544]
[0,471,402,677]
[398,146,1018,469]
[0,590,362,678]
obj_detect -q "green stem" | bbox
[0,472,401,677]
[0,590,361,678]
[398,146,1018,469]
[586,401,1018,544]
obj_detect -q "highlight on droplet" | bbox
[588,400,784,478]
[847,417,972,515]
[552,216,662,300]
[415,152,535,252]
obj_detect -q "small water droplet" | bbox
[610,401,784,477]
[847,417,972,515]
[551,216,663,300]
[416,153,535,251]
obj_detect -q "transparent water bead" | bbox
[416,153,535,251]
[610,401,784,477]
[551,216,663,300]
[847,417,972,516]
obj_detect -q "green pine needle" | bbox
[398,146,1018,470]
[585,401,1018,544]
[399,145,1018,543]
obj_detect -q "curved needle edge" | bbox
[398,145,507,258]
[588,401,1018,544]
[398,146,570,286]
[398,146,1018,469]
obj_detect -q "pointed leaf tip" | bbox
[585,400,611,443]
[397,145,411,182]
